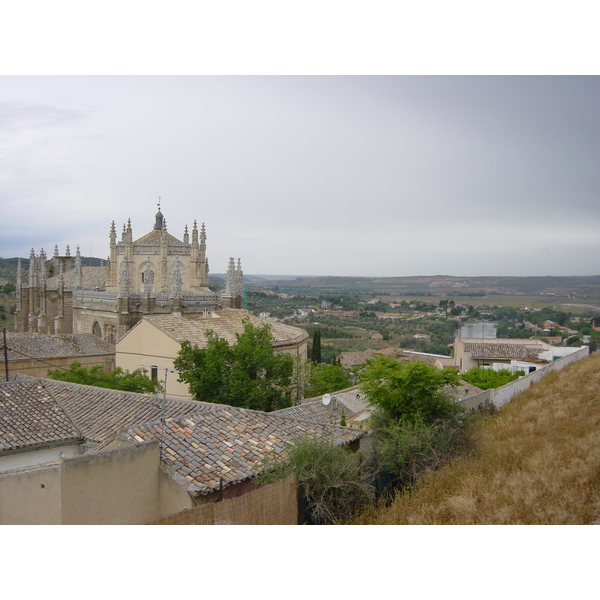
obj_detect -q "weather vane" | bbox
[157,196,162,211]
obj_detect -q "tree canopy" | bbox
[174,318,294,411]
[304,362,353,398]
[47,362,160,394]
[359,355,462,425]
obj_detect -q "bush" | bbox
[258,436,374,525]
[367,416,472,494]
[461,367,524,390]
[47,362,161,394]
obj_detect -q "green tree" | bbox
[311,328,322,364]
[47,362,160,394]
[304,362,353,398]
[174,318,294,411]
[359,355,462,426]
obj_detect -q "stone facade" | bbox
[15,209,244,342]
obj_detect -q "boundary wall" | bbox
[149,472,298,525]
[460,346,590,411]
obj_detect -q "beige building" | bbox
[15,208,244,342]
[116,309,309,399]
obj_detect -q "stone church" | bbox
[15,208,244,342]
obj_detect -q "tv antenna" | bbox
[141,364,180,459]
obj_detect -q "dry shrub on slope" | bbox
[358,352,600,524]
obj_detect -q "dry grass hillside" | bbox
[357,352,600,525]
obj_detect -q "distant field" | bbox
[377,294,600,313]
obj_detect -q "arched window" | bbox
[92,321,102,338]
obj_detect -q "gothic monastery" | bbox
[15,209,244,342]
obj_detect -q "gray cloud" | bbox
[1,76,598,276]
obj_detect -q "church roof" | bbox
[46,266,106,290]
[5,333,114,361]
[132,229,184,246]
[140,310,309,349]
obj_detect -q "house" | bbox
[0,377,364,524]
[453,337,550,372]
[115,309,309,399]
[453,337,583,373]
[2,332,115,379]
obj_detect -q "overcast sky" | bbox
[1,75,599,277]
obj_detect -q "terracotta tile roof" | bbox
[43,380,211,445]
[143,310,309,349]
[337,350,378,366]
[121,406,365,496]
[273,398,355,425]
[1,377,365,496]
[0,379,83,454]
[5,333,114,361]
[376,347,439,365]
[463,342,543,360]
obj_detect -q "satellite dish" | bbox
[322,393,331,406]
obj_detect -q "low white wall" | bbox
[461,346,590,410]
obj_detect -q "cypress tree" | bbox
[312,328,322,364]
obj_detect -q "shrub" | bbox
[258,436,374,525]
[461,367,524,390]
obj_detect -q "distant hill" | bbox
[248,275,600,299]
[3,256,599,299]
[0,256,103,282]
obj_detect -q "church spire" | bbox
[74,246,83,289]
[192,220,199,246]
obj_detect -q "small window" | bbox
[151,366,158,383]
[92,321,102,338]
